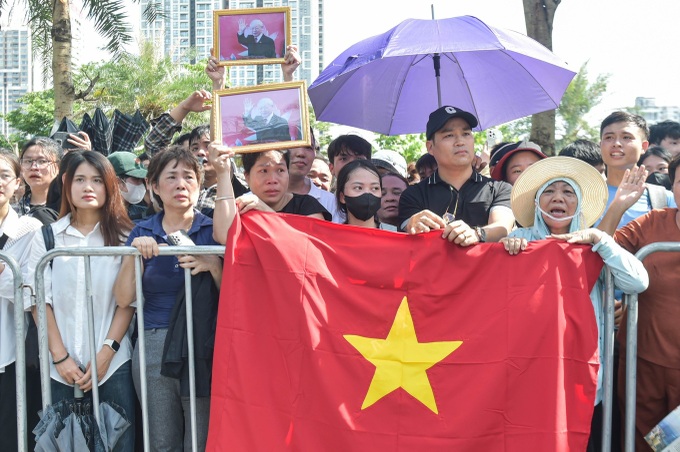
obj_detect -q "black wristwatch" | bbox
[474,226,486,243]
[103,338,120,353]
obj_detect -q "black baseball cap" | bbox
[426,106,478,140]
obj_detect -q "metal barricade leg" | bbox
[185,268,199,452]
[135,256,151,452]
[601,269,615,452]
[7,255,27,452]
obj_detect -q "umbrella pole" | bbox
[433,54,442,108]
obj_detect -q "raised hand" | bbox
[243,98,254,116]
[281,45,301,81]
[238,18,246,34]
[179,90,212,114]
[612,165,648,210]
[208,141,234,177]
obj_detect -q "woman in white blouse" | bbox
[0,149,43,451]
[24,150,136,451]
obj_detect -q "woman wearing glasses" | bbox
[17,137,62,225]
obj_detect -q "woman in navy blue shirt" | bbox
[115,146,222,451]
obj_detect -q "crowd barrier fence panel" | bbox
[27,243,643,451]
[3,252,27,452]
[622,242,680,452]
[33,245,225,452]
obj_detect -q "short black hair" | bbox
[559,139,603,167]
[242,150,290,175]
[174,132,192,146]
[415,153,437,172]
[189,125,210,145]
[649,120,680,145]
[669,153,680,187]
[600,111,649,140]
[20,136,63,163]
[327,135,372,164]
[638,145,672,167]
[138,152,150,162]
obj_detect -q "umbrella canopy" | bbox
[110,109,150,154]
[33,385,131,452]
[308,15,576,135]
[91,108,112,154]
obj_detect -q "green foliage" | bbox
[2,90,55,142]
[556,62,610,150]
[308,106,333,151]
[73,41,217,131]
[375,133,427,164]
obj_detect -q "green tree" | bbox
[3,0,161,121]
[74,41,216,130]
[523,0,561,155]
[309,106,332,151]
[555,62,610,150]
[375,133,426,164]
[2,89,55,140]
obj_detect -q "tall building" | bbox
[0,28,32,137]
[140,0,323,86]
[635,97,680,124]
[226,0,323,87]
[140,0,222,64]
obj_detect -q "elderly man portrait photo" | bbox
[243,97,291,143]
[237,18,276,58]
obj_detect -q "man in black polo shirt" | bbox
[398,106,515,246]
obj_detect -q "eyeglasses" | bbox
[20,159,54,169]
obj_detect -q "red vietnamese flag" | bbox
[207,212,603,451]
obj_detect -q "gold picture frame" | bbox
[213,7,291,67]
[212,81,311,154]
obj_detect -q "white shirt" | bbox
[308,182,340,222]
[23,214,132,385]
[0,209,42,371]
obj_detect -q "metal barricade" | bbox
[33,245,225,451]
[601,268,616,452]
[1,252,28,452]
[620,242,680,452]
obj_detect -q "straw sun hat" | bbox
[511,156,608,228]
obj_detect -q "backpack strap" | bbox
[646,184,668,210]
[41,224,55,268]
[0,233,8,250]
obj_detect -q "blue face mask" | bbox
[343,193,381,221]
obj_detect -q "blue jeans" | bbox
[51,360,135,452]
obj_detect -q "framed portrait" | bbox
[212,81,311,154]
[213,7,291,66]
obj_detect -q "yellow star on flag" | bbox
[344,296,462,414]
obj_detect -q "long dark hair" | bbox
[60,151,133,246]
[335,159,382,214]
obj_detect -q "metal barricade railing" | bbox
[1,252,28,452]
[601,268,616,452]
[621,242,680,452]
[33,245,225,452]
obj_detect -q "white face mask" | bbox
[122,179,146,205]
[535,201,578,223]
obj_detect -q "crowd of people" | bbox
[0,45,678,452]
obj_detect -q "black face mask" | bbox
[343,193,382,221]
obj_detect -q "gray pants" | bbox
[132,328,210,452]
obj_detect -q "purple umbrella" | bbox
[308,16,576,134]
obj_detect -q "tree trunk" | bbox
[52,0,74,121]
[522,0,560,155]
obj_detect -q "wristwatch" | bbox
[103,338,120,353]
[474,226,486,243]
